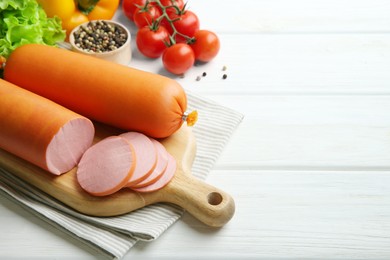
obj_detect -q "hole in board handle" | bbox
[207,192,223,205]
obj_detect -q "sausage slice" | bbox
[77,136,136,196]
[131,138,169,188]
[120,132,157,186]
[132,153,176,193]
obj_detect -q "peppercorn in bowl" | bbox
[69,20,131,65]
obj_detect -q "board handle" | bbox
[165,174,235,227]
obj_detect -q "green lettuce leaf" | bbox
[0,0,65,58]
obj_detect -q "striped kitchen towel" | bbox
[0,91,244,259]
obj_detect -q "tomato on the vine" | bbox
[136,25,170,58]
[190,30,220,62]
[160,0,184,8]
[124,0,220,74]
[171,10,200,42]
[122,0,146,21]
[159,0,185,14]
[133,4,161,28]
[162,43,195,74]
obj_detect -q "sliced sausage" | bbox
[77,136,136,196]
[0,78,94,175]
[132,153,176,193]
[132,138,169,188]
[120,132,158,186]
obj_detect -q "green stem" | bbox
[151,0,193,45]
[77,0,100,15]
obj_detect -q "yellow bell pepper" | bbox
[37,0,120,38]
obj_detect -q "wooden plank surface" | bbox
[208,95,390,169]
[128,170,390,259]
[1,0,390,259]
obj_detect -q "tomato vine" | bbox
[122,0,220,74]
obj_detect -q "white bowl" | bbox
[69,20,131,65]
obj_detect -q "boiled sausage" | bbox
[4,44,198,138]
[0,79,94,175]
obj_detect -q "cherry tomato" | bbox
[122,0,146,21]
[133,4,161,28]
[160,0,185,14]
[168,10,200,43]
[136,26,170,58]
[158,0,185,34]
[190,30,220,62]
[162,43,195,74]
[160,0,184,8]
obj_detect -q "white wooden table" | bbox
[1,0,390,258]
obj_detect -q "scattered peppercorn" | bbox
[73,20,127,53]
[222,74,227,79]
[196,75,202,81]
[202,72,207,77]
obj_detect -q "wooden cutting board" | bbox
[0,123,235,227]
